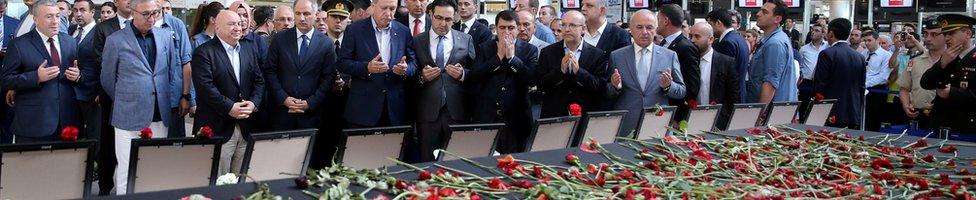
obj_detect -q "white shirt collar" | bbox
[664,31,682,46]
[831,40,848,46]
[296,28,315,39]
[219,37,239,52]
[118,15,132,27]
[37,28,57,42]
[430,29,452,40]
[634,43,652,55]
[719,28,733,41]
[701,48,713,62]
[585,22,608,38]
[408,14,426,26]
[804,39,828,49]
[462,17,476,32]
[529,36,541,44]
[371,18,390,32]
[78,21,96,35]
[565,42,583,53]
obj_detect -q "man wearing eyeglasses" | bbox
[99,0,175,194]
[797,23,827,121]
[536,11,609,118]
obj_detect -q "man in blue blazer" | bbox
[466,10,537,154]
[608,10,686,137]
[70,0,100,141]
[452,0,492,47]
[337,0,416,127]
[263,0,337,130]
[0,1,80,143]
[813,18,866,129]
[706,9,750,103]
[580,0,631,54]
[193,10,266,175]
[99,0,175,193]
[0,0,22,144]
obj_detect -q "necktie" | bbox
[299,35,309,61]
[413,19,421,36]
[460,23,468,33]
[436,35,445,68]
[334,40,340,51]
[75,27,83,43]
[867,52,875,63]
[48,38,61,67]
[658,39,666,46]
[637,49,648,91]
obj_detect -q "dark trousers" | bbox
[14,134,59,143]
[494,113,532,154]
[797,79,814,122]
[97,99,116,195]
[415,107,457,162]
[80,101,102,140]
[864,85,888,131]
[271,109,321,130]
[310,93,348,169]
[169,108,186,138]
[0,101,13,144]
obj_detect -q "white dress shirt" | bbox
[409,14,427,35]
[296,28,315,53]
[220,38,241,84]
[699,48,713,101]
[582,22,607,47]
[372,19,392,63]
[563,43,583,74]
[460,17,476,34]
[634,44,653,91]
[118,15,132,30]
[718,28,734,42]
[75,21,97,41]
[798,40,828,80]
[37,29,62,62]
[527,36,550,54]
[864,47,892,87]
[429,30,453,66]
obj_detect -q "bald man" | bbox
[607,10,685,136]
[536,11,610,118]
[580,0,631,53]
[272,6,294,33]
[688,22,738,130]
[192,10,265,174]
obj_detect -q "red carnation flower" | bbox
[814,93,825,101]
[294,176,310,189]
[496,155,517,170]
[140,128,153,139]
[828,115,837,124]
[938,145,958,153]
[417,170,432,181]
[568,103,582,116]
[511,180,533,188]
[565,153,580,165]
[487,178,508,190]
[687,99,699,109]
[654,109,665,116]
[911,139,928,148]
[438,188,457,197]
[923,154,936,162]
[901,157,916,169]
[60,126,79,142]
[198,126,214,138]
[580,139,600,153]
[871,157,894,170]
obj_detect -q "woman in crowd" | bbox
[189,2,224,47]
[98,2,116,22]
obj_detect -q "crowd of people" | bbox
[0,0,974,196]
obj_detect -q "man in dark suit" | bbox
[395,0,430,36]
[193,10,265,175]
[813,18,866,129]
[467,10,537,154]
[657,4,700,121]
[263,0,336,130]
[785,18,801,45]
[87,0,131,195]
[337,0,416,128]
[537,11,609,118]
[0,0,22,144]
[689,22,739,130]
[452,0,491,46]
[0,0,80,143]
[706,9,749,103]
[70,0,99,140]
[409,0,474,161]
[580,0,630,53]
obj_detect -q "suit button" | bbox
[496,110,502,116]
[382,90,387,94]
[298,76,302,80]
[501,87,506,91]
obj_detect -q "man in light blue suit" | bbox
[607,10,686,136]
[99,0,174,194]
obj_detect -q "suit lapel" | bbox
[418,33,432,66]
[151,28,167,75]
[27,31,51,62]
[214,41,242,90]
[389,26,401,64]
[363,21,380,61]
[620,46,638,92]
[643,46,664,94]
[124,29,151,72]
[58,33,72,67]
[710,53,721,101]
[298,32,319,67]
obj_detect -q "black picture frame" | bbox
[526,116,581,152]
[336,126,411,168]
[438,123,505,161]
[127,137,223,194]
[574,110,628,146]
[635,105,677,140]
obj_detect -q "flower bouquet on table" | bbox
[238,125,976,199]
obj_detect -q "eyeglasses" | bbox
[135,9,161,18]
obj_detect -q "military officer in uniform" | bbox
[920,14,976,134]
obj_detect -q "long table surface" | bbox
[89,124,975,199]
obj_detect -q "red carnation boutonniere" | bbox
[140,128,153,139]
[60,126,79,142]
[197,126,214,139]
[568,103,582,116]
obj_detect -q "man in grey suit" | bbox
[99,0,174,194]
[410,0,475,162]
[516,10,549,54]
[608,10,686,136]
